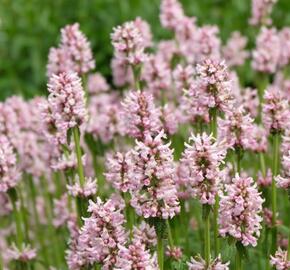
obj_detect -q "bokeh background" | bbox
[1,0,290,100]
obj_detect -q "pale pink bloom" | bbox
[181,133,226,205]
[174,16,197,63]
[67,177,97,198]
[111,57,134,87]
[187,254,230,270]
[218,106,255,150]
[194,26,221,63]
[114,242,158,270]
[160,0,184,30]
[111,20,147,66]
[121,90,162,140]
[87,93,125,143]
[41,72,88,146]
[129,131,180,219]
[257,169,272,187]
[252,27,280,73]
[7,244,36,262]
[66,198,127,269]
[132,221,157,249]
[142,54,171,96]
[249,0,277,26]
[156,40,179,64]
[181,80,210,124]
[278,27,290,68]
[273,72,290,101]
[60,23,95,75]
[134,17,152,48]
[275,150,290,189]
[278,234,289,250]
[105,151,132,193]
[241,88,259,118]
[219,174,264,246]
[53,194,70,228]
[87,72,109,95]
[160,104,179,135]
[47,47,73,77]
[270,248,290,270]
[196,59,233,113]
[51,151,81,171]
[222,31,249,67]
[173,64,194,92]
[166,246,183,261]
[47,23,95,76]
[262,86,289,133]
[248,125,268,153]
[263,207,281,228]
[0,135,20,192]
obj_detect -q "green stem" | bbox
[132,65,141,91]
[8,188,24,249]
[166,219,174,248]
[203,205,211,267]
[259,152,266,177]
[271,133,280,254]
[157,236,164,270]
[73,127,85,187]
[210,108,219,256]
[235,245,243,270]
[287,227,290,260]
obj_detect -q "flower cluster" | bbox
[47,23,95,76]
[270,248,290,270]
[249,0,277,26]
[219,174,264,246]
[40,72,88,145]
[181,133,226,205]
[129,131,180,219]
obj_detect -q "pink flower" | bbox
[134,17,152,48]
[240,88,259,118]
[249,0,277,26]
[219,174,264,246]
[53,194,71,228]
[66,198,127,269]
[41,72,88,146]
[0,193,11,216]
[111,20,147,66]
[47,23,95,76]
[181,80,210,124]
[270,248,290,270]
[218,106,255,150]
[121,91,162,140]
[263,207,281,228]
[173,64,194,92]
[160,0,184,30]
[187,254,229,270]
[129,131,180,219]
[111,57,134,87]
[223,31,249,67]
[252,27,280,73]
[87,72,109,95]
[0,135,20,192]
[105,151,132,193]
[87,93,125,143]
[257,169,272,187]
[181,133,226,205]
[275,148,290,189]
[67,177,97,198]
[142,54,171,96]
[160,104,179,135]
[114,242,158,270]
[262,86,289,133]
[132,221,157,249]
[278,27,290,68]
[196,59,233,113]
[7,244,37,262]
[194,26,221,63]
[166,246,183,261]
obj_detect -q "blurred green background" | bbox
[1,0,290,100]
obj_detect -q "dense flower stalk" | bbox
[219,174,264,246]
